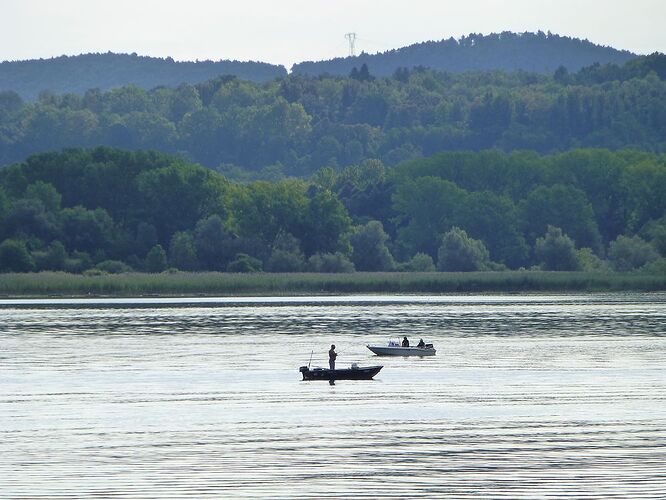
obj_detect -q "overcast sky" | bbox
[1,0,664,69]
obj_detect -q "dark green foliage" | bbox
[398,253,436,272]
[574,53,666,84]
[60,206,115,254]
[135,162,230,241]
[639,258,666,275]
[437,227,490,272]
[640,217,666,256]
[458,192,529,268]
[0,53,286,100]
[575,247,608,272]
[608,235,659,271]
[0,146,665,274]
[0,239,34,272]
[39,240,68,271]
[194,215,233,271]
[293,32,635,77]
[95,260,133,274]
[168,232,198,271]
[226,253,262,273]
[25,181,62,212]
[1,51,664,172]
[350,64,374,82]
[265,232,306,272]
[232,180,309,250]
[145,244,167,273]
[300,189,352,256]
[135,222,158,257]
[265,250,306,272]
[535,226,580,271]
[393,176,466,259]
[0,186,8,221]
[65,251,93,273]
[3,199,58,240]
[307,252,355,273]
[323,160,395,231]
[520,184,602,253]
[350,220,395,271]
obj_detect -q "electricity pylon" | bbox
[345,33,357,57]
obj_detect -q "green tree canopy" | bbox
[145,244,167,273]
[393,177,465,259]
[0,239,34,272]
[307,252,355,273]
[168,231,198,271]
[534,226,580,271]
[350,220,395,271]
[194,214,233,271]
[520,184,603,254]
[608,235,659,271]
[437,227,490,272]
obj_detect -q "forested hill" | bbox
[292,32,636,77]
[0,32,636,100]
[1,54,664,172]
[0,52,288,100]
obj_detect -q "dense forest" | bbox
[0,147,664,275]
[0,33,636,102]
[0,52,287,100]
[0,54,664,172]
[292,32,636,77]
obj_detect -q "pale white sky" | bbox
[1,0,663,68]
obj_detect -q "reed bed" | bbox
[0,271,664,297]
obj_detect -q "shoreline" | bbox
[0,271,664,299]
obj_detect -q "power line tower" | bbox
[345,32,357,57]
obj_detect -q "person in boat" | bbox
[329,344,337,370]
[402,336,409,347]
[417,338,425,348]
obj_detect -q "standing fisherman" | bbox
[329,344,337,370]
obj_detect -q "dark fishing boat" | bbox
[299,364,383,381]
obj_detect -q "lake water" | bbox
[1,294,666,498]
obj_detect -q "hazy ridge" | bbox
[0,32,638,99]
[0,52,287,100]
[292,32,636,76]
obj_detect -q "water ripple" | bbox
[1,294,665,498]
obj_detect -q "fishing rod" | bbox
[308,350,313,369]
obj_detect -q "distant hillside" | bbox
[0,52,288,100]
[292,31,636,77]
[1,53,664,171]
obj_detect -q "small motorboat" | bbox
[367,340,436,356]
[299,363,383,381]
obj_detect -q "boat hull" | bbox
[367,345,436,356]
[299,365,383,381]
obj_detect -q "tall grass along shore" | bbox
[0,271,664,298]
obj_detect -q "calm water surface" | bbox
[1,294,666,498]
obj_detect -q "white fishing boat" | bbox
[366,340,436,356]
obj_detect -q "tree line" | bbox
[0,32,635,101]
[0,54,664,172]
[0,147,664,274]
[292,31,635,77]
[0,52,286,100]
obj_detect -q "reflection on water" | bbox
[1,294,666,498]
